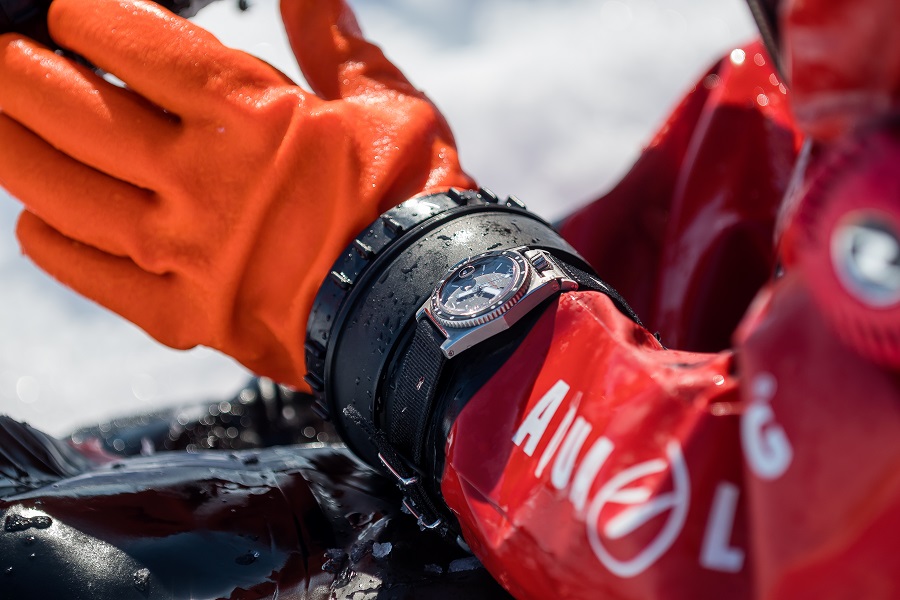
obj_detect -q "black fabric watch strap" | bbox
[556,260,643,326]
[390,318,448,467]
[374,317,454,531]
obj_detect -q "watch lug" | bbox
[439,318,509,358]
[419,304,448,336]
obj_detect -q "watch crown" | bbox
[531,252,550,272]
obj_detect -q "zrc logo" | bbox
[586,441,690,578]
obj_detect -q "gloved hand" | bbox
[0,0,474,389]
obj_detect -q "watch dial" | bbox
[437,254,521,317]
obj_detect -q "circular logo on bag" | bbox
[586,441,690,578]
[831,213,900,308]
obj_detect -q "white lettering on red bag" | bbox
[512,379,569,456]
[511,379,748,578]
[741,373,793,480]
[700,482,744,573]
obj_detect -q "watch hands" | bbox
[456,286,481,300]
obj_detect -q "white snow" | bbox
[0,0,756,435]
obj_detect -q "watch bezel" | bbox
[429,249,530,329]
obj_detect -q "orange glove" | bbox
[0,0,474,390]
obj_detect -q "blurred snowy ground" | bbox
[0,0,757,435]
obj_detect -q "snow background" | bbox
[0,0,757,435]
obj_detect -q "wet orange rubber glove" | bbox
[0,0,474,390]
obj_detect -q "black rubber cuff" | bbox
[304,188,592,469]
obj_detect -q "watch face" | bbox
[431,251,529,328]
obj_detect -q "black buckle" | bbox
[378,452,443,530]
[402,497,442,530]
[377,452,418,486]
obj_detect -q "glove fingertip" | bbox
[16,211,88,283]
[15,210,48,250]
[281,0,414,101]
